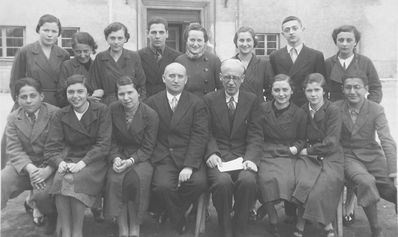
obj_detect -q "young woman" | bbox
[45,75,111,237]
[257,74,307,237]
[105,76,159,237]
[89,22,146,105]
[292,73,344,237]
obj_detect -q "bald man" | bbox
[203,59,263,237]
[146,63,209,234]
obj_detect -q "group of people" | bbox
[0,12,396,237]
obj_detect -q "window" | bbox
[255,33,279,56]
[0,26,25,58]
[58,27,79,56]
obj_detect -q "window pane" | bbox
[166,41,176,49]
[6,27,24,37]
[7,48,19,56]
[257,42,265,48]
[267,34,277,41]
[62,29,77,38]
[6,38,23,47]
[267,49,276,55]
[267,42,276,48]
[62,39,72,48]
[255,49,265,55]
[256,34,265,41]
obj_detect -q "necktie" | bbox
[28,112,36,124]
[228,97,236,114]
[343,61,346,70]
[155,48,162,63]
[310,109,316,119]
[170,96,178,112]
[290,48,298,63]
[350,109,358,124]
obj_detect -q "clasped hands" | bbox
[25,164,53,190]
[58,160,86,175]
[206,154,258,172]
[112,157,134,173]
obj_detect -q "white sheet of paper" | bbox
[217,157,244,172]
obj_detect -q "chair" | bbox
[335,190,344,237]
[194,192,209,237]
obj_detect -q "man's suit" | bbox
[203,89,262,237]
[138,46,181,97]
[146,90,209,226]
[269,45,325,106]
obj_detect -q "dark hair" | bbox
[281,16,302,28]
[104,22,130,42]
[342,70,369,86]
[148,16,168,31]
[36,14,62,36]
[65,74,93,95]
[71,32,98,54]
[233,26,258,48]
[303,73,327,91]
[14,78,42,97]
[183,23,208,43]
[271,74,294,91]
[331,25,361,44]
[116,76,136,89]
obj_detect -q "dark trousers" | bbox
[208,168,257,237]
[152,157,207,226]
[122,168,139,202]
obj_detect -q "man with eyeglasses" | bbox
[334,71,396,237]
[203,59,262,237]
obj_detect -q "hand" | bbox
[178,167,193,187]
[243,160,258,172]
[31,180,46,190]
[68,161,86,173]
[113,157,122,167]
[206,154,222,168]
[30,166,53,184]
[299,148,308,156]
[113,160,129,173]
[92,89,104,98]
[58,161,68,174]
[289,146,298,155]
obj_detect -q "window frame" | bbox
[254,33,280,56]
[0,25,26,59]
[58,27,80,56]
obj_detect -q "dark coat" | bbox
[89,48,146,104]
[104,101,159,221]
[175,52,222,97]
[146,90,209,169]
[45,101,111,195]
[138,46,181,97]
[203,89,263,163]
[325,53,382,103]
[9,41,70,106]
[269,45,325,106]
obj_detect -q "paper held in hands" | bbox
[218,157,244,172]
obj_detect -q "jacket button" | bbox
[169,148,173,152]
[204,68,209,72]
[204,80,208,83]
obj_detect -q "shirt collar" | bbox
[26,109,40,118]
[166,91,182,103]
[150,45,165,55]
[338,54,354,67]
[308,101,324,113]
[347,99,364,114]
[287,43,303,55]
[225,91,239,104]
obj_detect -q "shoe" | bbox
[24,200,33,213]
[256,204,267,220]
[293,227,303,237]
[325,228,335,237]
[343,212,355,226]
[176,217,187,234]
[91,208,104,223]
[157,211,168,225]
[268,223,280,237]
[44,214,57,235]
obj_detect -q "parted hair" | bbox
[104,22,130,42]
[71,32,98,54]
[183,23,208,42]
[332,25,361,44]
[14,78,42,97]
[36,14,62,36]
[233,26,258,48]
[148,16,168,30]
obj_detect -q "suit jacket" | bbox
[5,102,59,174]
[269,45,325,106]
[146,90,209,169]
[336,99,397,174]
[204,90,263,163]
[9,41,70,106]
[325,53,382,103]
[138,46,181,97]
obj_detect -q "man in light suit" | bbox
[269,16,325,107]
[146,62,208,234]
[203,59,262,237]
[336,71,396,237]
[139,16,182,97]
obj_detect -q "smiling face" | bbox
[272,80,293,107]
[66,83,88,110]
[343,78,368,105]
[106,29,126,53]
[305,82,324,106]
[237,31,254,55]
[336,31,356,59]
[281,20,304,46]
[17,85,44,114]
[186,30,205,55]
[163,63,187,95]
[38,22,59,47]
[117,84,139,109]
[73,43,93,64]
[148,23,168,49]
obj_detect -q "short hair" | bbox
[233,26,258,48]
[104,22,130,42]
[14,78,42,97]
[271,74,294,91]
[183,23,208,43]
[281,16,302,28]
[303,73,327,91]
[148,16,168,31]
[71,32,98,54]
[331,25,361,44]
[36,14,62,36]
[342,71,369,86]
[65,74,93,95]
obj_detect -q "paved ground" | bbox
[1,80,397,236]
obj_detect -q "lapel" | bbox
[305,100,329,134]
[128,103,145,134]
[340,101,354,133]
[112,102,129,136]
[352,100,369,135]
[14,108,32,139]
[329,54,345,83]
[156,91,173,125]
[31,41,57,78]
[61,102,98,137]
[30,104,51,142]
[231,92,251,136]
[213,90,231,135]
[159,47,173,69]
[279,46,294,72]
[170,91,192,129]
[289,45,311,77]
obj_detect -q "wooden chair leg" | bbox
[336,191,344,237]
[195,193,207,237]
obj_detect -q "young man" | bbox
[203,59,262,237]
[139,16,182,97]
[269,16,325,107]
[335,71,396,237]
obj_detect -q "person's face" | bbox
[343,78,368,105]
[305,82,324,106]
[107,29,126,53]
[17,85,43,114]
[117,84,139,109]
[148,23,168,49]
[272,80,293,106]
[281,20,304,46]
[67,83,88,110]
[38,22,59,47]
[221,67,244,96]
[336,31,356,58]
[237,31,254,55]
[73,43,93,64]
[162,64,187,95]
[186,30,205,55]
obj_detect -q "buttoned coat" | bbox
[104,101,159,222]
[45,101,111,195]
[89,48,146,104]
[175,52,222,97]
[204,89,263,163]
[269,45,325,106]
[138,46,181,97]
[325,53,382,103]
[9,41,70,106]
[146,90,209,169]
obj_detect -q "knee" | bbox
[353,174,376,189]
[238,171,257,188]
[190,175,207,193]
[153,179,174,195]
[212,174,233,190]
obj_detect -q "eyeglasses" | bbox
[221,75,241,81]
[344,85,364,90]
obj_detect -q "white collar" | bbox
[225,91,239,104]
[166,91,182,103]
[287,43,303,55]
[25,109,40,118]
[338,54,354,67]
